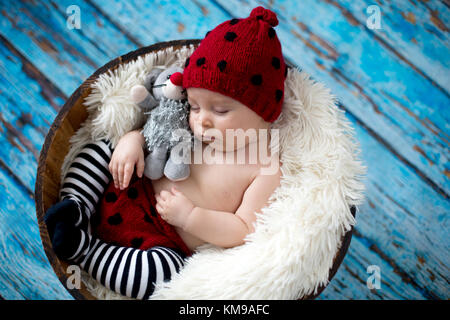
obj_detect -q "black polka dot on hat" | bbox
[229,18,240,25]
[127,187,138,199]
[256,15,264,20]
[131,237,143,249]
[105,192,117,203]
[217,60,227,72]
[268,27,276,38]
[185,57,190,68]
[196,57,206,66]
[107,212,123,226]
[272,57,281,69]
[224,31,237,41]
[275,89,283,102]
[250,74,263,85]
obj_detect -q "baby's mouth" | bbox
[202,135,215,142]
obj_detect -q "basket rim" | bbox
[34,38,355,300]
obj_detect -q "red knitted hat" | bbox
[182,6,287,123]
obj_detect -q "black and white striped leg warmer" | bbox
[59,139,113,231]
[70,229,185,300]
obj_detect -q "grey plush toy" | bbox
[131,66,192,181]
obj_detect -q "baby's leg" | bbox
[70,230,185,299]
[44,139,185,299]
[45,140,113,255]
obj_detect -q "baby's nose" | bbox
[199,111,213,128]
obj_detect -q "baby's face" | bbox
[187,87,270,151]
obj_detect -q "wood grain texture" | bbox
[0,35,74,299]
[0,0,137,96]
[0,0,448,300]
[334,0,449,93]
[0,164,73,299]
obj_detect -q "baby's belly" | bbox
[151,168,253,250]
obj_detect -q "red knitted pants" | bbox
[94,176,191,257]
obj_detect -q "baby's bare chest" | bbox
[189,162,258,211]
[152,162,259,213]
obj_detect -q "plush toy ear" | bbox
[143,68,163,90]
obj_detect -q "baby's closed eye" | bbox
[213,107,229,114]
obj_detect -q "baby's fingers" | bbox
[122,163,133,189]
[155,203,165,219]
[118,163,124,190]
[109,160,119,189]
[136,154,145,178]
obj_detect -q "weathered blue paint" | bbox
[330,0,449,92]
[318,108,448,300]
[0,36,62,190]
[0,0,137,96]
[0,166,73,299]
[0,0,448,300]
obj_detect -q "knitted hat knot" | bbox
[250,6,278,26]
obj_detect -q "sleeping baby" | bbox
[44,6,286,299]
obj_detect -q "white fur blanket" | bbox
[60,44,366,300]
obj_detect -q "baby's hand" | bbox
[109,130,145,190]
[155,187,195,229]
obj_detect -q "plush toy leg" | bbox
[164,144,190,181]
[144,145,169,180]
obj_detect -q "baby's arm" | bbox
[157,168,282,248]
[109,130,146,189]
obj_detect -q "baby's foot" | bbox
[51,220,82,260]
[44,198,83,240]
[44,199,87,260]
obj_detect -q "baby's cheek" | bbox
[188,114,195,130]
[188,115,200,138]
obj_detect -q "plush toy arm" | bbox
[164,142,191,181]
[143,144,169,180]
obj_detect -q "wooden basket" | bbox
[35,39,355,300]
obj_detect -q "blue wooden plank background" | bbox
[0,0,448,300]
